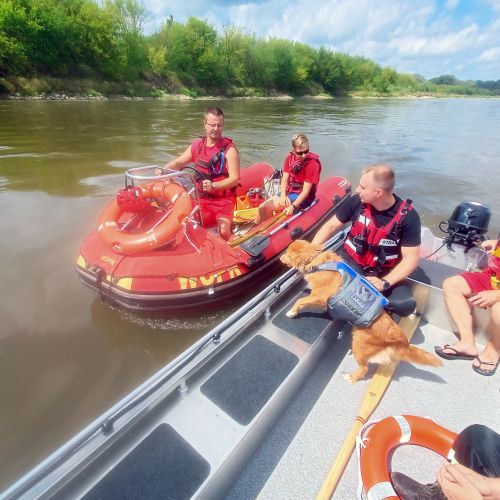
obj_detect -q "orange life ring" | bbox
[360,415,458,500]
[98,181,192,254]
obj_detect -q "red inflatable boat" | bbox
[76,164,351,310]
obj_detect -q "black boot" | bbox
[390,472,447,500]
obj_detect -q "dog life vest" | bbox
[344,199,413,272]
[309,261,389,327]
[191,137,235,198]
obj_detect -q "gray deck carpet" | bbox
[201,335,298,425]
[83,424,210,500]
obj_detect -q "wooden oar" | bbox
[229,211,287,247]
[317,285,429,500]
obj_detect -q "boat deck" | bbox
[229,265,500,499]
[229,321,499,499]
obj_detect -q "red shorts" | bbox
[461,271,493,294]
[199,196,235,228]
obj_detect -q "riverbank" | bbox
[1,76,498,101]
[5,92,500,101]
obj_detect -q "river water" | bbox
[0,97,499,489]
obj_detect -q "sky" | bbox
[141,0,500,81]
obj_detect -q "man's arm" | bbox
[371,245,420,289]
[284,181,312,214]
[312,214,345,245]
[164,145,193,170]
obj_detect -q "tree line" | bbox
[1,0,499,97]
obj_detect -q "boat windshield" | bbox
[124,166,199,206]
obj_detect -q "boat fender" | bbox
[308,261,388,326]
[359,415,457,500]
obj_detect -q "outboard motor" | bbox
[439,201,491,250]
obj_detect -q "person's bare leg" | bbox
[255,197,279,225]
[474,302,500,372]
[217,217,232,241]
[442,275,479,356]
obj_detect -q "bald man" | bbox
[313,164,421,316]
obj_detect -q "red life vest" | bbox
[488,239,500,289]
[191,137,235,198]
[286,152,321,201]
[344,199,413,272]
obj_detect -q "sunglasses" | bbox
[294,149,309,156]
[205,121,223,129]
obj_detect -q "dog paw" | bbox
[343,373,353,383]
[286,309,297,318]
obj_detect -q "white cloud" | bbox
[141,0,500,80]
[479,46,500,61]
[390,24,479,56]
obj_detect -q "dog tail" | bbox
[397,345,443,367]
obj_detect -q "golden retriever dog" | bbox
[280,240,442,383]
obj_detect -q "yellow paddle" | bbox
[229,211,287,247]
[233,207,258,223]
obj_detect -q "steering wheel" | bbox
[181,166,211,182]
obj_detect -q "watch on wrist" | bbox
[211,182,216,190]
[381,279,391,291]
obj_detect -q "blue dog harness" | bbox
[308,261,389,327]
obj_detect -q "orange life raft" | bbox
[360,415,458,500]
[97,181,192,254]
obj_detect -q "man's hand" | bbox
[202,180,214,192]
[481,239,498,251]
[366,276,385,291]
[468,290,500,308]
[437,463,486,500]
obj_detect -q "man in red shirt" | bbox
[162,107,240,240]
[255,133,322,225]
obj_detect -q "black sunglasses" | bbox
[294,149,309,156]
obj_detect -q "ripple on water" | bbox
[117,308,223,331]
[108,160,148,169]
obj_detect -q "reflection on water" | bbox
[0,97,499,488]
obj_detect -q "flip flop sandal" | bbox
[434,344,477,361]
[472,357,499,377]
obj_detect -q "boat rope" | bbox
[355,418,381,499]
[182,218,203,254]
[423,228,460,259]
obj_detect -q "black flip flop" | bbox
[434,344,476,361]
[472,357,499,377]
